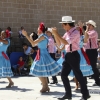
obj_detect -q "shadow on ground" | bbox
[0,81,8,84]
[0,86,33,92]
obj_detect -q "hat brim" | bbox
[86,22,96,27]
[59,20,75,23]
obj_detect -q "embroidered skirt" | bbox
[69,49,93,77]
[0,55,13,77]
[29,49,62,77]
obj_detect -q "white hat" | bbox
[59,16,75,23]
[86,20,96,27]
[47,28,52,33]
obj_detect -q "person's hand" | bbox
[30,33,34,37]
[86,25,89,32]
[30,33,33,39]
[52,27,58,36]
[78,20,83,28]
[22,30,28,36]
[98,48,100,52]
[40,36,45,40]
[30,49,34,54]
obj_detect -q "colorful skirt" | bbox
[0,55,13,77]
[57,50,93,77]
[29,49,62,77]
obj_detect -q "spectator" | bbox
[12,56,25,75]
[30,32,38,51]
[17,56,25,75]
[18,26,25,45]
[22,43,34,72]
[5,27,12,39]
[31,32,38,40]
[22,43,34,55]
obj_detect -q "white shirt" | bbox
[25,47,32,55]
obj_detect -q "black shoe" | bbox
[89,77,94,79]
[58,95,72,100]
[50,81,58,84]
[80,95,91,100]
[93,83,100,86]
[70,78,74,82]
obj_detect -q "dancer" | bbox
[22,22,61,93]
[0,31,14,88]
[52,16,90,100]
[56,30,93,90]
[84,20,100,86]
[46,30,58,84]
[69,26,93,90]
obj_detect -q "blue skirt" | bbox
[57,50,93,77]
[30,49,62,77]
[57,56,64,66]
[0,55,13,77]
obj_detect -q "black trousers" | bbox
[49,53,58,82]
[86,49,100,85]
[61,51,89,98]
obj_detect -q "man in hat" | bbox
[52,16,90,100]
[84,20,100,86]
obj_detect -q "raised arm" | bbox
[22,30,45,47]
[30,33,34,41]
[0,39,8,45]
[54,36,61,47]
[84,26,89,43]
[52,28,68,45]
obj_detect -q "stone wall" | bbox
[0,0,100,36]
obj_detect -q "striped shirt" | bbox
[84,30,98,49]
[63,27,80,52]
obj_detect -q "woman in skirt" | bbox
[0,31,13,88]
[22,23,61,93]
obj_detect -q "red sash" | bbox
[2,52,9,60]
[81,48,90,65]
[35,49,40,61]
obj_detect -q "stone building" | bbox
[0,0,100,36]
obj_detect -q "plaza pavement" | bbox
[0,76,100,100]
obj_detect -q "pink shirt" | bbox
[48,36,55,53]
[63,27,80,52]
[84,30,98,49]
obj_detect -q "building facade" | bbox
[0,0,100,36]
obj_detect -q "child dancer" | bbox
[22,22,61,93]
[0,31,14,88]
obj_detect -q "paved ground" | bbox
[0,76,100,100]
